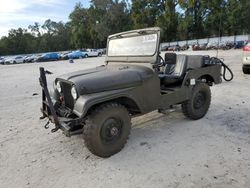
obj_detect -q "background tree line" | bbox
[0,0,250,56]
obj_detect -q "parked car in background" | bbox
[206,42,218,50]
[218,41,234,50]
[4,56,25,64]
[180,44,189,51]
[60,52,70,60]
[63,50,87,60]
[97,48,105,55]
[36,52,60,62]
[234,41,245,49]
[218,41,227,50]
[25,55,37,63]
[192,43,207,51]
[161,45,169,51]
[242,42,250,74]
[199,43,208,50]
[61,52,68,60]
[225,41,234,49]
[192,43,200,51]
[85,49,102,57]
[173,44,181,51]
[167,46,175,51]
[166,45,180,51]
[0,57,5,64]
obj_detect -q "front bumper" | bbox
[39,67,84,136]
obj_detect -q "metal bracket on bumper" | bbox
[39,67,60,132]
[39,67,84,136]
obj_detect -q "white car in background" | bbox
[0,57,5,64]
[4,56,25,64]
[25,55,37,63]
[97,48,106,55]
[243,42,250,74]
[85,49,102,57]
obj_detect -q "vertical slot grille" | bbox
[61,82,74,109]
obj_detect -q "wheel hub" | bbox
[110,126,119,136]
[100,118,122,144]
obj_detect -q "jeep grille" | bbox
[61,82,74,110]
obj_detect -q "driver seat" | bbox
[159,54,187,86]
[163,53,176,74]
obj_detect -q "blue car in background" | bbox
[62,50,87,60]
[36,52,60,62]
[234,41,246,49]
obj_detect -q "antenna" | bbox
[216,7,222,58]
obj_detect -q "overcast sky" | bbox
[0,0,90,37]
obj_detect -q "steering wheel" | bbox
[158,55,165,67]
[153,55,165,72]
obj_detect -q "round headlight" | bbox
[71,85,78,100]
[56,81,62,93]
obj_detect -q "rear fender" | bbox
[182,64,222,86]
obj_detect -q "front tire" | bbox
[84,103,131,158]
[243,66,250,74]
[182,83,211,120]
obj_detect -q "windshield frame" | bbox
[105,27,161,64]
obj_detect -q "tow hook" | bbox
[44,120,50,129]
[40,115,46,120]
[43,120,60,133]
[51,127,59,133]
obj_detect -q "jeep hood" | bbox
[57,64,154,94]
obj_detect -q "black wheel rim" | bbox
[100,117,122,144]
[193,91,206,109]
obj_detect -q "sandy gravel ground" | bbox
[0,50,249,188]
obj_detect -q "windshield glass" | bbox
[108,33,158,56]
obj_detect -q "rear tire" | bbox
[84,103,131,158]
[243,66,250,74]
[84,54,88,58]
[182,83,211,120]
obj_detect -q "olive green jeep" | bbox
[39,27,226,157]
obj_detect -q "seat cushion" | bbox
[160,75,183,85]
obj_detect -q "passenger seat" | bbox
[159,54,187,86]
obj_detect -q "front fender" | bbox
[72,87,138,117]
